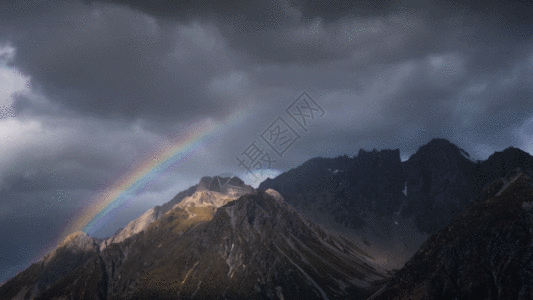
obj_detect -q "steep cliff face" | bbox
[369,169,533,300]
[257,139,533,272]
[259,149,406,229]
[258,148,421,270]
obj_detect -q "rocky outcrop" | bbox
[369,168,533,300]
[100,176,253,250]
[197,175,253,196]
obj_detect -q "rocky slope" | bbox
[0,185,388,299]
[369,168,533,299]
[0,231,105,300]
[109,189,388,300]
[100,176,253,250]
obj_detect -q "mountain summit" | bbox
[100,175,253,249]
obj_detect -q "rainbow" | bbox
[32,107,251,263]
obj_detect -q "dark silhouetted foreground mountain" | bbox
[368,168,533,299]
[0,183,388,299]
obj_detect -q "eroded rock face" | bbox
[258,147,422,270]
[0,190,389,300]
[100,176,253,250]
[113,190,388,300]
[369,169,533,300]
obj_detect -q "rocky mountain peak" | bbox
[101,176,253,250]
[121,189,389,299]
[265,188,283,202]
[0,186,390,300]
[481,147,533,173]
[357,148,401,164]
[57,231,96,250]
[407,138,473,164]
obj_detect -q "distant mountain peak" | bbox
[487,146,530,160]
[405,138,475,166]
[419,138,469,154]
[99,175,253,250]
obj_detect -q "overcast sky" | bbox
[1,0,533,284]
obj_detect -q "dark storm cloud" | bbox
[5,2,243,120]
[87,0,533,66]
[2,0,531,122]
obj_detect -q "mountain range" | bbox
[259,138,533,269]
[2,138,533,299]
